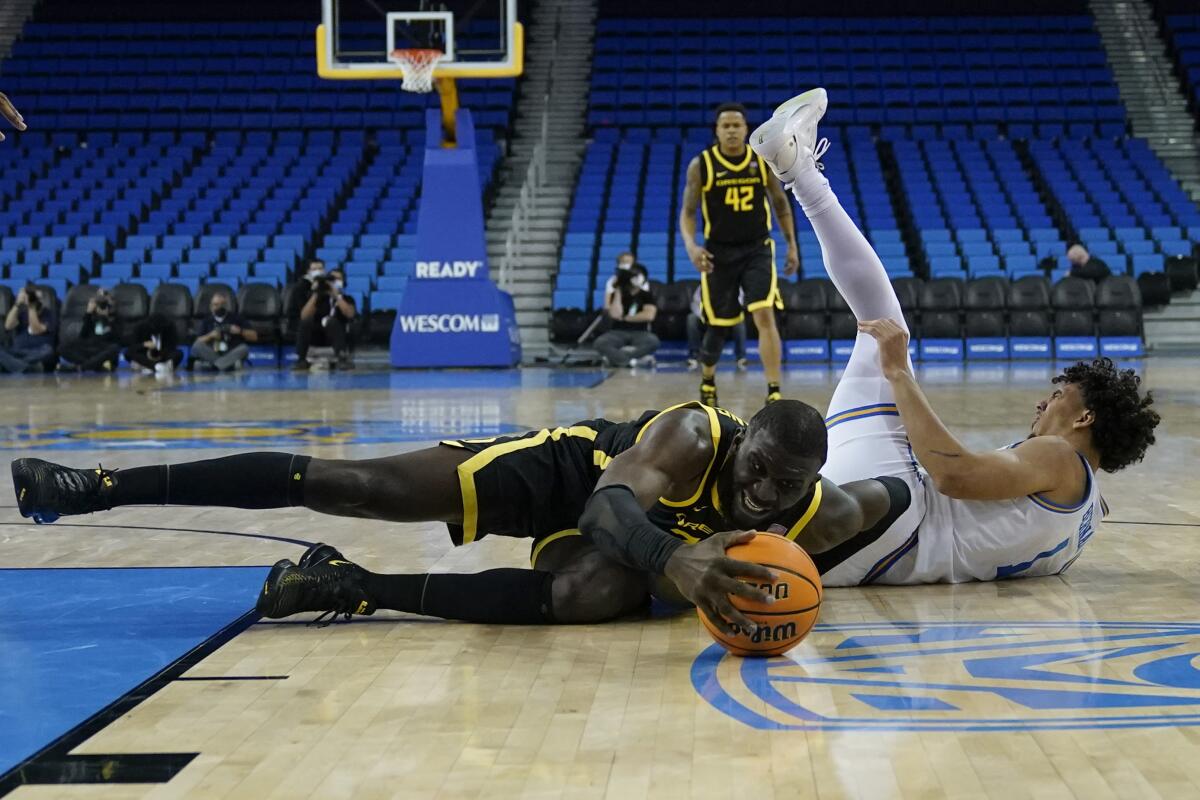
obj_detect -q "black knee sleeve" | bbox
[699,325,728,367]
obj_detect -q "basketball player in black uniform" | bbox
[13,400,905,634]
[680,102,800,406]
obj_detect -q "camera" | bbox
[310,273,331,295]
[95,294,112,314]
[21,283,41,311]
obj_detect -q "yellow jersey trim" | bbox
[700,150,714,238]
[700,149,714,192]
[530,528,583,569]
[457,425,598,544]
[758,155,772,230]
[710,145,753,172]
[745,239,782,313]
[784,481,823,541]
[634,402,721,508]
[700,271,745,327]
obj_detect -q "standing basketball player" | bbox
[750,88,1160,584]
[680,102,799,406]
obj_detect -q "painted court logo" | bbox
[692,621,1200,731]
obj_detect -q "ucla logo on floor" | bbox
[692,621,1200,731]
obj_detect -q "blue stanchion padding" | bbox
[831,339,855,362]
[919,338,964,361]
[389,108,520,367]
[1099,336,1144,358]
[247,344,279,366]
[1054,336,1099,360]
[1010,336,1052,359]
[785,339,829,362]
[966,337,1009,360]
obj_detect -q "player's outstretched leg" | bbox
[256,540,648,626]
[12,448,469,525]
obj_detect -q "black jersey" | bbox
[443,401,822,548]
[697,145,773,245]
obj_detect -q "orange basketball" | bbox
[698,532,823,657]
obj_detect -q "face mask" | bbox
[213,309,227,320]
[632,275,647,290]
[617,260,633,271]
[333,280,344,290]
[307,269,323,279]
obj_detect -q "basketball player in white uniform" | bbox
[750,89,1160,586]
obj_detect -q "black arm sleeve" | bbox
[579,484,684,575]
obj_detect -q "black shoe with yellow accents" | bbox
[12,458,117,524]
[699,378,718,406]
[255,546,376,626]
[766,383,783,404]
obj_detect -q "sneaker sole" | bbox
[11,458,59,524]
[770,87,828,120]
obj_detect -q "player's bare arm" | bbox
[0,92,25,142]
[765,175,800,276]
[678,156,713,273]
[580,407,774,634]
[859,318,1085,503]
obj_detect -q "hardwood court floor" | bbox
[2,358,1199,799]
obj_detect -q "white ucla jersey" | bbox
[880,448,1107,584]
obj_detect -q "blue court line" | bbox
[0,566,267,782]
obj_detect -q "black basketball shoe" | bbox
[296,542,344,570]
[12,458,118,524]
[255,551,376,626]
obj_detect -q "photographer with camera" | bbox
[592,262,659,368]
[192,291,258,371]
[294,261,356,371]
[126,313,183,377]
[59,289,121,372]
[0,284,56,373]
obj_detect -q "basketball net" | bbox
[390,48,443,93]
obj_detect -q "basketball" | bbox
[698,532,823,657]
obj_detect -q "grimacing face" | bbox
[715,110,748,153]
[718,427,822,530]
[1030,382,1092,438]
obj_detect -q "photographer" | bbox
[294,262,356,371]
[593,262,659,368]
[601,251,637,298]
[192,291,257,371]
[59,290,121,372]
[126,313,183,377]
[0,284,56,373]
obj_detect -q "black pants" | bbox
[296,315,348,360]
[126,346,184,370]
[60,338,122,371]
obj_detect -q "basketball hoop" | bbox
[390,48,444,93]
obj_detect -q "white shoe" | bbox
[154,361,173,377]
[750,87,829,184]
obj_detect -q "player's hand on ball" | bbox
[0,93,26,142]
[858,318,911,380]
[687,243,715,273]
[663,530,776,635]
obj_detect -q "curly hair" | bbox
[1054,358,1159,473]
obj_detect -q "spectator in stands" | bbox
[191,290,258,371]
[126,314,183,377]
[1066,243,1111,283]
[593,263,659,368]
[59,289,121,372]
[686,285,747,371]
[602,251,637,299]
[0,285,56,373]
[0,92,25,143]
[294,264,356,371]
